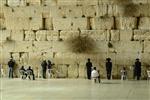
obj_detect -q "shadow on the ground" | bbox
[101,82,121,84]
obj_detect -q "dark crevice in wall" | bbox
[136,17,140,29]
[87,17,92,30]
[42,18,47,30]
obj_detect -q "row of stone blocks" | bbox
[1,0,150,6]
[1,16,150,30]
[1,29,150,42]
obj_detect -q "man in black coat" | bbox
[106,58,112,80]
[8,58,15,78]
[86,58,93,80]
[134,58,141,80]
[41,60,47,79]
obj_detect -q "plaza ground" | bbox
[0,78,150,100]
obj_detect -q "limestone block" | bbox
[116,52,139,65]
[76,0,98,5]
[110,30,120,41]
[13,41,32,52]
[139,4,150,16]
[120,30,133,41]
[33,41,52,52]
[11,30,24,41]
[78,64,86,78]
[60,31,79,41]
[134,30,150,41]
[132,0,148,4]
[11,53,20,61]
[51,6,82,18]
[108,4,120,16]
[52,41,69,52]
[12,6,42,18]
[36,30,47,41]
[7,0,26,6]
[98,0,114,4]
[144,41,150,53]
[42,6,51,18]
[0,0,6,6]
[113,41,142,53]
[56,64,67,78]
[0,18,5,29]
[5,17,29,30]
[95,41,108,53]
[24,31,36,41]
[26,0,41,5]
[0,30,11,41]
[42,0,57,6]
[116,17,137,30]
[45,18,53,30]
[47,31,59,41]
[96,4,107,16]
[29,17,42,30]
[53,18,87,31]
[139,17,150,29]
[68,64,78,78]
[19,52,29,66]
[91,17,114,30]
[82,6,97,17]
[0,51,10,64]
[3,6,14,17]
[141,53,150,65]
[81,30,109,41]
[57,0,77,5]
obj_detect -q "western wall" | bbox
[0,0,150,79]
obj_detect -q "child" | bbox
[91,67,99,83]
[121,67,127,80]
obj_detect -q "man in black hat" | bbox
[106,58,112,80]
[41,60,47,79]
[134,58,141,80]
[86,58,93,80]
[8,58,15,78]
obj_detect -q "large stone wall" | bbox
[0,0,150,79]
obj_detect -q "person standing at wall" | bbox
[8,58,15,78]
[134,58,141,80]
[106,58,112,80]
[41,60,47,79]
[86,58,93,80]
[47,60,53,78]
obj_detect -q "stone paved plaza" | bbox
[0,78,149,100]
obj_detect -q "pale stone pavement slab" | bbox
[0,78,150,100]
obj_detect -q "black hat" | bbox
[106,58,111,61]
[136,58,139,60]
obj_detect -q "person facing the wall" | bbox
[134,58,141,80]
[41,60,47,79]
[86,58,93,80]
[8,58,15,78]
[106,58,112,80]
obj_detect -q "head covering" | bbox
[106,58,111,61]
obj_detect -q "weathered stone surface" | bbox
[81,30,109,41]
[60,31,79,40]
[144,41,150,53]
[46,31,59,41]
[139,17,150,29]
[0,18,5,30]
[7,0,26,6]
[82,6,97,17]
[113,41,143,53]
[134,30,150,41]
[0,30,11,41]
[120,30,133,41]
[76,0,98,5]
[96,4,107,16]
[116,17,137,29]
[53,18,87,30]
[110,30,120,41]
[91,17,114,30]
[51,6,82,18]
[26,0,41,5]
[24,31,36,41]
[11,30,24,41]
[36,30,47,41]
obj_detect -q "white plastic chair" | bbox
[147,70,150,80]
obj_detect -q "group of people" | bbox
[6,57,142,81]
[86,58,142,83]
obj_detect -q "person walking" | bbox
[8,58,15,78]
[86,58,93,80]
[106,58,112,80]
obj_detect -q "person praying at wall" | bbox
[121,67,127,80]
[86,58,93,80]
[134,58,141,80]
[47,60,53,78]
[41,60,47,79]
[8,57,15,78]
[106,58,112,80]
